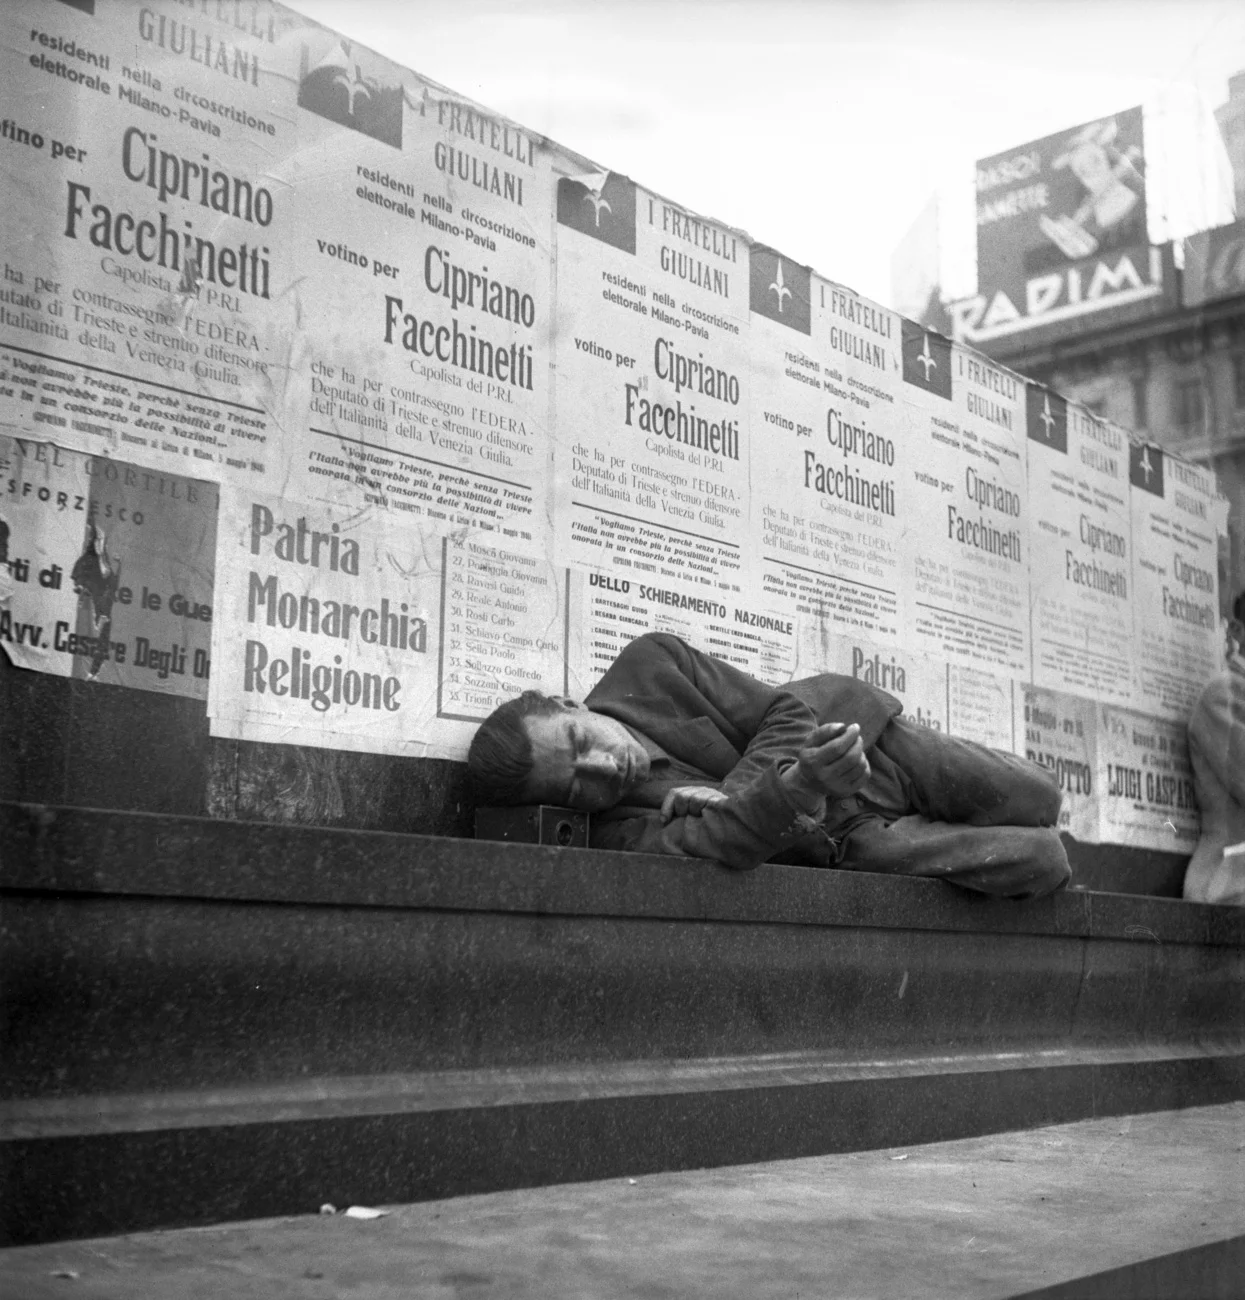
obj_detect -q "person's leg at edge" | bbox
[839,817,1071,899]
[870,714,1062,828]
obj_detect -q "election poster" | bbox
[1025,396,1135,704]
[1022,687,1098,841]
[952,107,1167,344]
[208,485,565,757]
[551,167,750,598]
[1128,441,1222,718]
[1097,703,1199,851]
[750,265,906,655]
[0,0,296,476]
[0,434,216,697]
[898,332,1031,678]
[269,28,557,540]
[566,564,796,698]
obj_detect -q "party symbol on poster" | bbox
[917,336,936,378]
[769,260,792,313]
[557,172,636,253]
[900,320,951,398]
[749,245,809,333]
[1025,383,1068,453]
[1128,441,1164,496]
[583,191,611,227]
[298,41,404,148]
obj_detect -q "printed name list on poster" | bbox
[437,530,567,723]
[209,486,566,758]
[273,24,556,543]
[0,1,297,481]
[1127,443,1223,718]
[749,262,905,668]
[0,435,217,698]
[1025,396,1135,704]
[1097,703,1199,851]
[898,331,1030,678]
[566,567,795,699]
[552,169,750,600]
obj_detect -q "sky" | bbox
[285,0,1245,307]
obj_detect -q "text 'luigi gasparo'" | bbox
[242,505,427,715]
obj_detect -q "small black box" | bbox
[474,805,590,848]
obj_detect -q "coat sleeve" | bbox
[678,637,824,798]
[589,633,820,790]
[588,635,825,869]
[589,764,825,870]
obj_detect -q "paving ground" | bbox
[3,1103,1243,1300]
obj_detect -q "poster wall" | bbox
[1,0,1228,851]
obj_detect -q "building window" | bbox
[1131,378,1148,429]
[1233,355,1245,410]
[1173,379,1205,432]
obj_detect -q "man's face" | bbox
[522,704,651,811]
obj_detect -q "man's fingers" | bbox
[805,722,861,762]
[660,786,728,823]
[810,721,857,742]
[795,723,873,797]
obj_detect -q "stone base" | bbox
[2,802,1242,1245]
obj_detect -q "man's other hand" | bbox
[784,722,871,806]
[660,785,730,823]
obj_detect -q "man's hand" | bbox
[782,722,871,809]
[660,785,730,824]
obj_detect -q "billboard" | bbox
[951,108,1165,343]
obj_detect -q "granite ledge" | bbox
[2,801,1241,947]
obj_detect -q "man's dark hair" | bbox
[467,690,566,805]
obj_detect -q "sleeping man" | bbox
[467,632,1070,899]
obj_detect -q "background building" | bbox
[898,75,1245,605]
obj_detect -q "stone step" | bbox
[1,1105,1241,1299]
[2,802,1242,1245]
